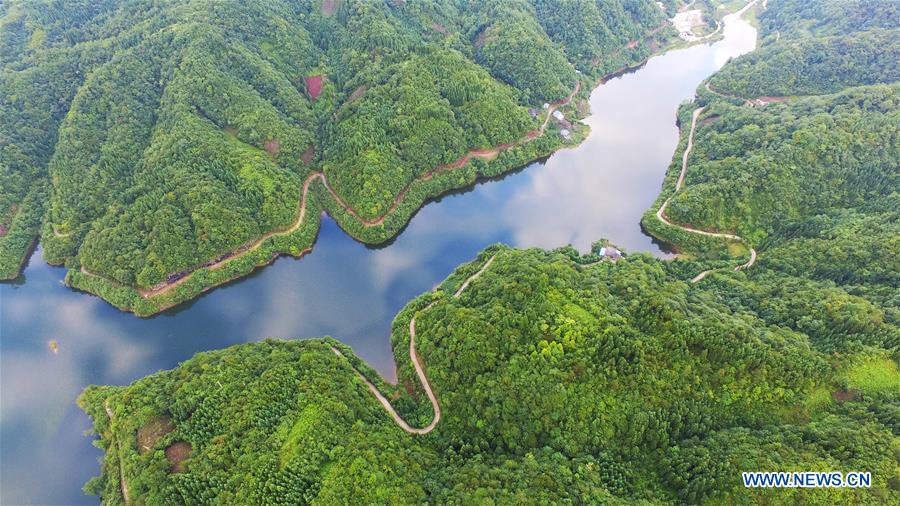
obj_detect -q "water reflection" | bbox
[1,13,757,504]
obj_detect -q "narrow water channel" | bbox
[0,13,757,504]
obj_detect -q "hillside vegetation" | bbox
[0,0,673,313]
[80,1,899,504]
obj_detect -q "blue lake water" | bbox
[0,13,757,505]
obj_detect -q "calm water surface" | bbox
[1,15,756,505]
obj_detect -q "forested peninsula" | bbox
[1,0,679,315]
[79,1,899,504]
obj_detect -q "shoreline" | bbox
[64,47,666,316]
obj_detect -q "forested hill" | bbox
[80,1,898,503]
[79,239,899,504]
[0,0,676,311]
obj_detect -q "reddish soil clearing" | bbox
[832,390,859,402]
[431,22,448,35]
[137,415,175,455]
[264,138,280,156]
[300,145,316,164]
[165,441,192,473]
[0,223,7,237]
[305,75,323,101]
[321,0,336,15]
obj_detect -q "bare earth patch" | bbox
[474,28,489,50]
[752,96,790,106]
[165,441,192,473]
[321,0,336,16]
[700,114,720,126]
[264,138,281,156]
[137,415,175,455]
[300,145,316,164]
[0,223,7,237]
[305,75,323,101]
[832,390,859,403]
[431,22,448,35]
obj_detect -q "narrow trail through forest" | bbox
[77,82,579,300]
[655,106,757,282]
[331,255,496,435]
[103,399,131,505]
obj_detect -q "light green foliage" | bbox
[846,355,900,395]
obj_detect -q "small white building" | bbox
[559,128,571,140]
[542,103,550,109]
[552,110,565,121]
[599,246,622,260]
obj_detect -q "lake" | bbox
[0,12,757,505]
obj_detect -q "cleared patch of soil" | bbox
[137,415,175,455]
[832,390,859,402]
[0,223,7,237]
[165,441,192,473]
[700,114,720,127]
[305,75,323,101]
[626,39,639,49]
[431,22,448,35]
[264,138,281,156]
[321,0,336,15]
[755,96,790,104]
[474,28,489,50]
[300,145,316,164]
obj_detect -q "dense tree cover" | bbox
[665,84,899,246]
[0,0,671,298]
[78,3,899,501]
[322,48,533,220]
[708,29,899,97]
[759,0,900,39]
[80,240,899,504]
[532,0,669,70]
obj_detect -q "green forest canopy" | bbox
[0,0,671,294]
[80,1,899,504]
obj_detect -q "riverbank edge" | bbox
[76,247,510,503]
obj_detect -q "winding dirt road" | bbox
[655,106,756,282]
[331,255,496,434]
[103,399,131,505]
[78,82,579,302]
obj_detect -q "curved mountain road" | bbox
[656,106,756,282]
[332,255,496,434]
